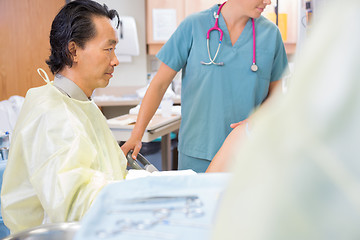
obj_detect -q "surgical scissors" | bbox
[109,195,204,218]
[96,196,205,239]
[114,195,202,205]
[110,204,204,218]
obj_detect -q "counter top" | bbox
[93,86,180,107]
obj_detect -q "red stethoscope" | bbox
[200,1,258,72]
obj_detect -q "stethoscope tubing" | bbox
[201,1,258,71]
[200,39,223,65]
[252,18,256,65]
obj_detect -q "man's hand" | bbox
[121,137,142,160]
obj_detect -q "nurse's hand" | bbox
[230,119,248,129]
[121,137,142,160]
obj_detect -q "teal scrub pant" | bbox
[178,152,211,173]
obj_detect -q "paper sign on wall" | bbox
[152,8,177,41]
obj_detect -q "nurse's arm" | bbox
[121,62,177,159]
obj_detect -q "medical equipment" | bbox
[200,1,258,72]
[97,195,205,239]
[115,195,202,204]
[0,132,9,148]
[1,222,81,240]
[110,195,204,216]
[0,148,9,161]
[126,150,159,172]
[96,217,209,239]
[110,202,204,218]
[0,132,10,161]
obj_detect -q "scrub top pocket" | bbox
[256,49,274,81]
[253,49,275,104]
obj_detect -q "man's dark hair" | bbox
[46,0,120,74]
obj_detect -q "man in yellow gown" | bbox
[1,0,127,233]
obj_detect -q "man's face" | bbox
[75,16,119,95]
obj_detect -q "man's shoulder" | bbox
[21,84,66,120]
[25,84,63,104]
[25,84,53,102]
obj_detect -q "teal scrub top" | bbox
[157,4,289,160]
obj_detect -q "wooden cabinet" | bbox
[0,0,66,101]
[146,0,297,56]
[184,0,220,16]
[146,0,185,55]
[146,0,220,55]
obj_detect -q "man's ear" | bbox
[68,41,78,62]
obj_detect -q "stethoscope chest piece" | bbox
[251,63,258,72]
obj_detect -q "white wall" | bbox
[296,0,329,55]
[263,0,298,43]
[95,0,148,87]
[280,0,298,43]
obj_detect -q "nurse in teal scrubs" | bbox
[122,0,288,173]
